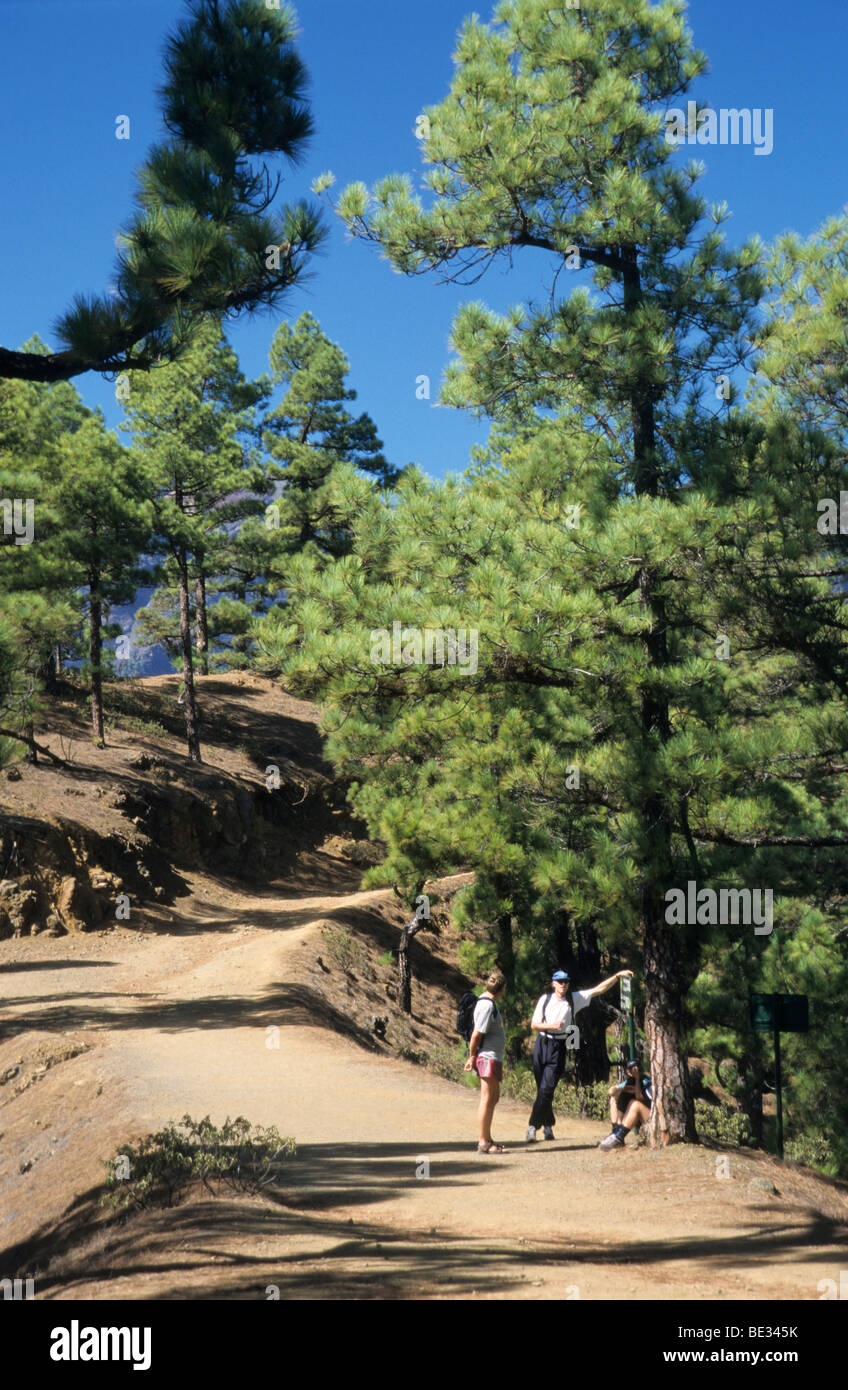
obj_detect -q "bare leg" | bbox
[478,1076,500,1144]
[621,1100,651,1132]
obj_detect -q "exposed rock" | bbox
[56,875,101,933]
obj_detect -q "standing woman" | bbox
[526,966,634,1141]
[464,969,508,1154]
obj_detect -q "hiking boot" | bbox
[543,1126,555,1141]
[526,1126,537,1142]
[598,1130,625,1150]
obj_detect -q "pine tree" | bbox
[261,311,403,562]
[291,1,848,1148]
[48,416,153,744]
[0,343,88,759]
[0,1,325,384]
[123,319,268,758]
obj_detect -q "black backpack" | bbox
[457,990,501,1043]
[457,991,479,1042]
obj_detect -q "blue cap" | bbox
[551,970,570,981]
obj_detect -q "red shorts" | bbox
[475,1057,503,1081]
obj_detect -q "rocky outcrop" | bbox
[0,817,157,940]
[0,765,364,940]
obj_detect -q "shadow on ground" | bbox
[4,1137,847,1301]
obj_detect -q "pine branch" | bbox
[696,830,848,849]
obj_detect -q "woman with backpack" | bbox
[526,967,634,1141]
[463,969,508,1154]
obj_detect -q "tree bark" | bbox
[398,917,424,1014]
[177,546,202,763]
[623,245,695,1145]
[38,651,60,698]
[90,574,105,745]
[195,569,209,676]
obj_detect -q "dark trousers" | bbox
[529,1033,567,1129]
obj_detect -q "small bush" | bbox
[500,1065,538,1106]
[321,925,367,973]
[499,1067,610,1120]
[694,1098,754,1148]
[784,1132,838,1175]
[558,1079,612,1122]
[377,950,394,967]
[106,713,167,739]
[103,1115,296,1213]
[426,1043,472,1085]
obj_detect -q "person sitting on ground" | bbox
[463,969,508,1154]
[526,966,634,1142]
[598,1057,653,1149]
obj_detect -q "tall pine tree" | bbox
[291,0,847,1148]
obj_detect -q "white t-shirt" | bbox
[472,995,506,1061]
[532,989,590,1035]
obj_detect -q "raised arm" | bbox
[583,969,634,1000]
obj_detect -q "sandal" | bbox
[477,1141,508,1153]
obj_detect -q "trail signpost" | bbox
[620,975,636,1059]
[750,993,809,1159]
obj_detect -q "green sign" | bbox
[620,975,632,1011]
[750,993,809,1033]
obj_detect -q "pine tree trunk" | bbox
[177,547,202,763]
[38,651,59,698]
[90,578,105,745]
[644,914,694,1143]
[623,246,696,1146]
[195,570,209,676]
[398,918,423,1014]
[24,720,36,765]
[54,645,63,677]
[741,1054,764,1148]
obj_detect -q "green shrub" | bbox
[552,1078,610,1122]
[377,950,394,967]
[784,1132,838,1175]
[694,1098,754,1148]
[500,1067,610,1120]
[426,1042,474,1085]
[103,1115,296,1213]
[105,713,166,739]
[321,925,367,973]
[500,1064,538,1106]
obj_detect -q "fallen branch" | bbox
[0,727,66,767]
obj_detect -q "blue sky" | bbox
[1,0,846,482]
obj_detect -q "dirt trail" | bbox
[2,875,847,1301]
